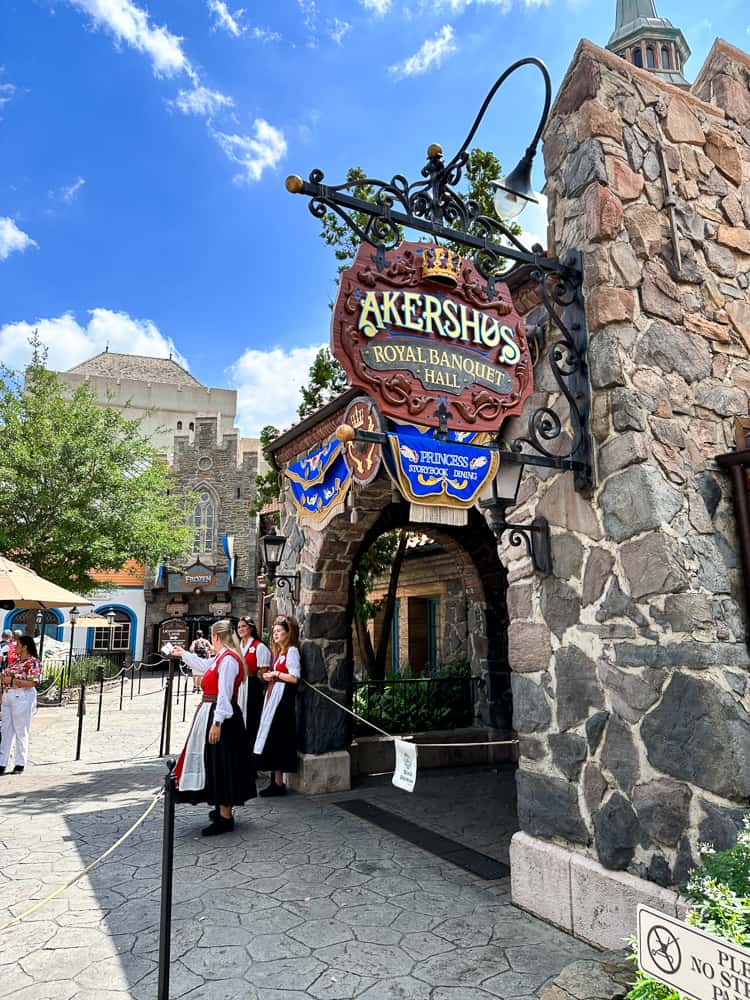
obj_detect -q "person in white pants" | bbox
[0,634,42,774]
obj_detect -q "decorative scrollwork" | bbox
[509,251,592,491]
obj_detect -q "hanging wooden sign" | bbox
[331,242,533,432]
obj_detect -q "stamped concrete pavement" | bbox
[0,677,598,999]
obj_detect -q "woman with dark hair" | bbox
[254,615,300,796]
[236,616,271,746]
[0,635,42,774]
[173,620,256,835]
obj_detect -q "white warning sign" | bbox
[637,905,750,1000]
[392,738,418,792]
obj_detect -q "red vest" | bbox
[201,649,244,700]
[243,640,260,676]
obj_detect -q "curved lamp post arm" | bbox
[442,57,553,177]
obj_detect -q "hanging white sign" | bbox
[392,738,418,793]
[637,905,750,1000]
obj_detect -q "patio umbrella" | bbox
[0,556,87,609]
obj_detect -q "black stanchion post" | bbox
[96,666,104,732]
[157,758,176,1000]
[182,671,188,722]
[163,657,175,757]
[75,681,85,761]
[159,682,169,758]
[119,670,125,711]
[130,664,135,701]
[175,668,181,705]
[138,664,143,694]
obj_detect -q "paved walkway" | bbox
[0,676,598,999]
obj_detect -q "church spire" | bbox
[607,0,691,88]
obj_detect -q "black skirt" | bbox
[177,703,257,806]
[245,675,264,747]
[254,684,298,774]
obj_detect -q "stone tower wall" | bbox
[506,39,750,888]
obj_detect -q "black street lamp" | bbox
[61,605,79,704]
[106,608,116,672]
[260,529,300,601]
[35,608,47,661]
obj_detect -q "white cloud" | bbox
[329,18,352,45]
[0,81,15,116]
[360,0,392,13]
[0,308,186,372]
[173,84,234,116]
[66,0,189,77]
[212,119,287,183]
[0,218,38,261]
[389,25,456,78]
[250,26,282,42]
[207,0,245,37]
[230,343,326,437]
[49,176,86,205]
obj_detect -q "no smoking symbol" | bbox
[647,925,682,975]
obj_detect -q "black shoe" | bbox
[11,765,23,774]
[0,766,5,775]
[201,816,235,837]
[208,807,233,822]
[259,781,286,797]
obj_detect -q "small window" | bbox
[93,610,131,652]
[633,48,643,68]
[189,422,195,431]
[191,491,216,554]
[237,487,241,498]
[177,421,182,430]
[646,47,655,68]
[661,46,670,69]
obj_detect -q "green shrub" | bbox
[353,659,475,734]
[626,816,750,1000]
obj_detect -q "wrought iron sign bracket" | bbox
[477,501,552,576]
[267,570,300,602]
[287,56,593,495]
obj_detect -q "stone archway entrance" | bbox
[268,412,514,793]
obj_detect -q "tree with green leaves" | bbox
[249,423,281,519]
[297,348,348,419]
[0,336,193,592]
[353,529,409,680]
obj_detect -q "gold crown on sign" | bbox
[421,245,462,287]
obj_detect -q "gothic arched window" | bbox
[191,490,216,555]
[177,421,182,430]
[633,48,643,68]
[646,47,655,68]
[661,46,670,69]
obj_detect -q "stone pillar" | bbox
[506,39,750,946]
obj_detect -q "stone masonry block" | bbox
[509,832,573,933]
[286,750,351,795]
[570,852,678,950]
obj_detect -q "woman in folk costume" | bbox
[236,616,271,746]
[254,615,300,796]
[173,619,256,836]
[0,634,41,775]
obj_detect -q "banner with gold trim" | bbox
[384,425,499,510]
[285,444,352,528]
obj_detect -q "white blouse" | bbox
[214,652,240,725]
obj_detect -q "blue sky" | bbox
[0,0,747,434]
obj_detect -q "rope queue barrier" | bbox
[301,679,519,751]
[0,781,164,932]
